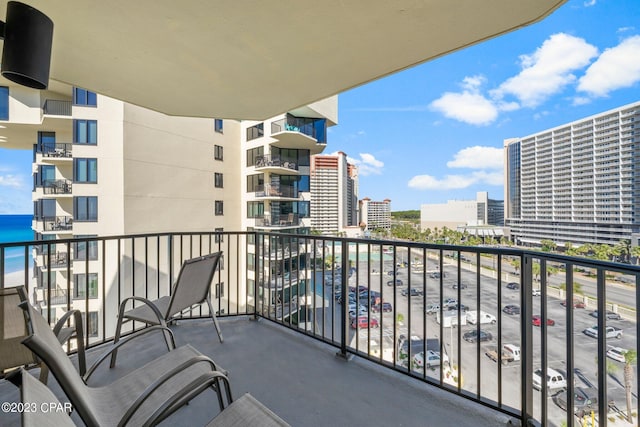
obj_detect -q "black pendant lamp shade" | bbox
[1,1,53,90]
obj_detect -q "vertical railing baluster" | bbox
[336,239,348,360]
[521,254,534,425]
[596,268,607,427]
[564,262,573,427]
[497,253,503,407]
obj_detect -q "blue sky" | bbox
[0,0,639,214]
[328,0,640,210]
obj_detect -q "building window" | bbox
[0,86,8,120]
[74,196,98,222]
[215,201,224,216]
[74,158,98,183]
[246,146,264,167]
[246,123,264,141]
[214,172,223,188]
[247,174,264,192]
[214,119,223,133]
[82,311,99,337]
[74,119,97,144]
[73,88,97,106]
[214,145,223,161]
[298,175,310,192]
[73,236,98,261]
[214,227,224,243]
[247,201,264,218]
[73,273,98,299]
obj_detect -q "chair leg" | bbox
[110,305,127,368]
[38,363,50,384]
[206,296,223,343]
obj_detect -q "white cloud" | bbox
[571,96,591,106]
[617,27,635,34]
[407,170,503,190]
[0,174,23,188]
[491,33,598,108]
[348,152,384,176]
[446,146,503,170]
[577,36,640,97]
[429,91,498,126]
[583,0,596,7]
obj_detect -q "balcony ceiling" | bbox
[3,1,566,120]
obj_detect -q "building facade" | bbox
[309,151,359,234]
[420,192,504,231]
[359,198,391,233]
[1,77,337,340]
[504,101,640,247]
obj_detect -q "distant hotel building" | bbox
[504,101,640,247]
[360,198,391,233]
[310,152,359,234]
[420,192,504,235]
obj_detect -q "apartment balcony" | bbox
[36,216,73,233]
[254,155,300,174]
[40,179,73,197]
[1,232,639,427]
[254,214,302,228]
[37,251,73,272]
[43,99,72,116]
[270,115,327,155]
[35,142,73,161]
[255,184,300,200]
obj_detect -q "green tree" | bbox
[632,245,640,265]
[614,239,631,263]
[624,350,637,423]
[510,258,521,274]
[540,239,557,252]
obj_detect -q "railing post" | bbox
[521,254,534,425]
[336,239,350,360]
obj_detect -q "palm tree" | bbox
[624,350,637,423]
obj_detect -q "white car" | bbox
[606,346,629,363]
[532,288,541,296]
[413,350,449,369]
[348,305,368,318]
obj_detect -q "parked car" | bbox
[443,298,458,306]
[463,330,492,343]
[429,271,447,279]
[532,315,555,326]
[371,302,393,313]
[583,325,623,339]
[533,367,566,391]
[553,387,598,417]
[589,310,622,320]
[503,304,520,315]
[606,346,630,363]
[401,288,423,297]
[561,299,585,308]
[506,282,520,290]
[349,306,368,318]
[532,288,541,296]
[350,316,379,329]
[452,283,468,290]
[413,350,448,369]
[446,303,469,313]
[425,303,440,315]
[386,279,404,287]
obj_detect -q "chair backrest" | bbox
[0,286,37,372]
[8,368,75,427]
[20,300,98,426]
[166,252,222,318]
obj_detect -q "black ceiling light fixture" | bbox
[0,1,53,90]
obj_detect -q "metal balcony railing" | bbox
[36,142,73,158]
[1,232,639,427]
[42,179,73,195]
[271,114,327,144]
[43,99,72,116]
[39,216,73,231]
[255,184,299,199]
[254,214,301,227]
[255,155,298,171]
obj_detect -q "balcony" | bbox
[35,142,73,160]
[254,214,302,228]
[38,216,73,232]
[41,179,73,196]
[255,184,300,200]
[255,155,300,174]
[270,115,327,154]
[1,232,639,427]
[43,99,72,116]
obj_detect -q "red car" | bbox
[350,316,379,329]
[532,315,555,326]
[561,299,585,308]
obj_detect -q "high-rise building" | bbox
[310,151,358,234]
[420,192,504,231]
[1,78,337,337]
[359,198,391,233]
[504,101,640,247]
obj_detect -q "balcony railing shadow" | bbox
[0,232,638,427]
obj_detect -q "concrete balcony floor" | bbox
[1,317,513,426]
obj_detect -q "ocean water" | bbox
[0,214,34,274]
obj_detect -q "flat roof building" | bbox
[420,192,504,231]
